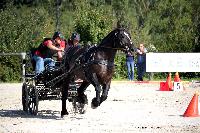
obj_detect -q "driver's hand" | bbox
[58,48,64,52]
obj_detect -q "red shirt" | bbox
[35,40,65,58]
[35,40,52,57]
[60,40,66,49]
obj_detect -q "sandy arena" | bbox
[0,81,200,133]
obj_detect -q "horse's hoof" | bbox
[91,103,97,109]
[91,98,100,108]
[61,110,69,117]
[77,103,87,114]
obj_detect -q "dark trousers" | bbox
[137,62,146,81]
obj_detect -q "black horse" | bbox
[61,27,134,116]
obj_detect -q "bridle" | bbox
[98,30,133,52]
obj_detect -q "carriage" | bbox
[22,28,134,117]
[21,49,81,115]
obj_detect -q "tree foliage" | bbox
[0,1,54,81]
[146,0,195,52]
[73,0,116,44]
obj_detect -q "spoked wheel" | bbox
[22,83,28,111]
[72,95,88,114]
[70,97,86,114]
[28,85,39,115]
[23,84,39,115]
[71,97,78,113]
[77,94,88,114]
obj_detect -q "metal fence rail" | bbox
[0,52,26,82]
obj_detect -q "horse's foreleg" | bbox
[91,85,101,108]
[90,73,101,108]
[100,81,111,104]
[61,81,69,117]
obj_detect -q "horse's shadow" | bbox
[0,109,61,120]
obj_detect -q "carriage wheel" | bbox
[22,83,28,111]
[27,85,39,115]
[71,97,78,113]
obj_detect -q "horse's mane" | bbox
[99,28,127,47]
[99,28,117,46]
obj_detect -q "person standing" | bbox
[126,51,135,81]
[136,43,147,81]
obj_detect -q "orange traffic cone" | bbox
[183,92,199,117]
[159,73,173,91]
[173,72,183,91]
[174,72,181,82]
[167,73,173,91]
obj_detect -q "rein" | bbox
[98,46,125,51]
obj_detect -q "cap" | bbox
[71,32,80,41]
[53,31,64,40]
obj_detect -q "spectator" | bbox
[126,51,135,81]
[136,43,147,81]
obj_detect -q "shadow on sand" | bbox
[0,109,61,120]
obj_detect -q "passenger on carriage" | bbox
[65,32,81,50]
[33,31,65,75]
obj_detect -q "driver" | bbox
[33,31,65,75]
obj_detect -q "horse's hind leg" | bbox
[61,80,69,117]
[100,81,111,104]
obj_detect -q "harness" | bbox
[89,60,114,68]
[45,46,115,86]
[46,29,133,86]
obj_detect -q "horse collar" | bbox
[91,59,114,68]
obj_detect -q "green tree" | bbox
[73,0,116,44]
[0,2,54,82]
[191,0,200,52]
[146,0,194,52]
[112,0,130,28]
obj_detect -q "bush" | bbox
[0,3,54,82]
[73,3,116,44]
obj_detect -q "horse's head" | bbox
[114,28,134,53]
